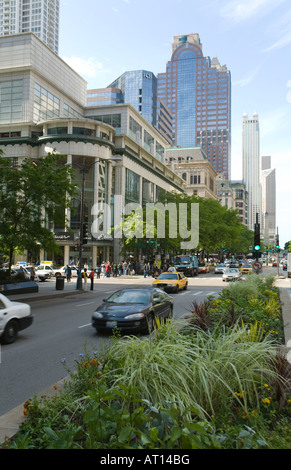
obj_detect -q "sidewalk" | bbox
[1,274,291,445]
[6,274,151,303]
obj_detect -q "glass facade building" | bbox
[108,70,157,128]
[157,34,231,179]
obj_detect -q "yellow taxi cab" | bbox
[240,264,253,274]
[152,271,188,293]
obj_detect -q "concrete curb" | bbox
[8,288,87,303]
[1,282,291,446]
[0,377,67,445]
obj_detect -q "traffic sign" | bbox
[252,261,262,272]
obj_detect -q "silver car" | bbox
[222,268,242,282]
[215,264,227,274]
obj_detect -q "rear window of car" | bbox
[158,274,178,280]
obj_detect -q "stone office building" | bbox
[0,33,184,267]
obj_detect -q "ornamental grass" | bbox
[105,319,281,419]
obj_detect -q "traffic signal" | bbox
[82,223,89,244]
[276,234,280,251]
[253,222,261,259]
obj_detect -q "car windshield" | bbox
[157,273,178,280]
[174,256,190,264]
[106,290,151,304]
[229,269,238,272]
[217,264,226,267]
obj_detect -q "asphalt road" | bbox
[0,273,243,416]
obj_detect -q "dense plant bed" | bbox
[2,275,291,449]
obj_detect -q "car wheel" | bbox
[183,283,188,290]
[168,306,173,319]
[2,320,18,344]
[175,285,179,293]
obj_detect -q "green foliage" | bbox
[0,152,76,269]
[3,274,291,450]
[113,190,248,257]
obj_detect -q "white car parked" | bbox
[54,266,79,278]
[35,265,54,281]
[0,293,33,344]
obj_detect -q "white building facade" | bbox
[0,0,59,54]
[242,112,262,230]
[261,156,276,246]
[0,33,184,266]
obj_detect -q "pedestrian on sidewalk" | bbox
[113,262,117,277]
[30,266,35,281]
[65,265,71,282]
[101,263,106,278]
[123,261,128,275]
[96,265,101,279]
[144,262,150,278]
[118,262,123,276]
[105,261,111,278]
[90,268,94,290]
[83,268,88,290]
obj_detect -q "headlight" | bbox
[124,313,145,320]
[94,312,103,319]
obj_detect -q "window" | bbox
[125,169,140,204]
[33,83,60,122]
[129,116,142,143]
[0,80,23,123]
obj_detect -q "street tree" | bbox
[0,152,76,272]
[113,191,246,259]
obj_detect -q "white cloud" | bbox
[220,0,283,22]
[62,56,107,79]
[233,66,261,87]
[263,29,291,52]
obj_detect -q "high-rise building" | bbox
[87,70,173,144]
[0,0,60,54]
[0,33,183,265]
[157,34,231,179]
[108,70,157,128]
[261,156,276,246]
[242,112,262,230]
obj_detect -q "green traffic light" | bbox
[254,245,260,251]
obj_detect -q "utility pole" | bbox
[276,228,280,278]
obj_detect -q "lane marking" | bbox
[78,323,92,329]
[75,301,95,307]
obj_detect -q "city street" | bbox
[0,273,224,416]
[0,266,284,416]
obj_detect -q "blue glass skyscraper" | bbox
[157,34,231,179]
[108,70,157,128]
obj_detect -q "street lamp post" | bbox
[67,156,121,290]
[76,164,89,290]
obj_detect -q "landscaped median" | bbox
[2,274,291,449]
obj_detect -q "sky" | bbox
[59,0,291,247]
